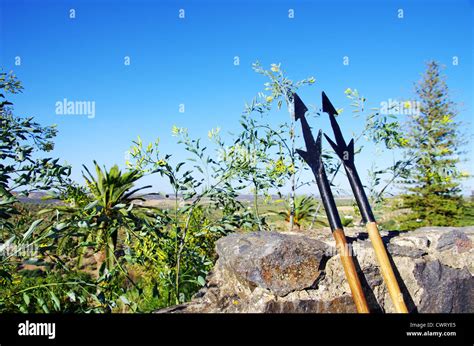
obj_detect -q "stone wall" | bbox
[157,227,474,313]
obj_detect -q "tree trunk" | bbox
[289,119,296,231]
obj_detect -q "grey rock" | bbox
[215,232,328,296]
[414,260,474,313]
[436,229,472,252]
[387,243,426,258]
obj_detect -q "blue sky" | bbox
[0,0,473,195]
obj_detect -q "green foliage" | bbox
[126,128,257,305]
[398,61,467,229]
[40,162,155,273]
[342,88,410,214]
[275,195,317,229]
[0,270,94,313]
[234,62,317,230]
[54,183,90,208]
[340,214,354,227]
[82,162,153,270]
[345,88,407,150]
[0,263,140,313]
[0,70,70,231]
[250,62,315,111]
[219,113,285,230]
[457,201,474,226]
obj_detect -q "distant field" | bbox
[141,196,364,231]
[15,194,474,233]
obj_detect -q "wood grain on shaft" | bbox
[333,229,370,313]
[366,222,409,313]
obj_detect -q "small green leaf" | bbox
[197,276,206,286]
[23,293,30,306]
[84,200,98,210]
[23,219,42,240]
[50,291,61,311]
[36,297,49,313]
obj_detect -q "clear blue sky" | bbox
[1,0,473,195]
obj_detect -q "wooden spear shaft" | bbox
[332,228,370,313]
[366,222,408,313]
[343,158,408,313]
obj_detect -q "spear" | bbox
[322,91,408,313]
[293,93,370,313]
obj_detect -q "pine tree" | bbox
[399,61,466,229]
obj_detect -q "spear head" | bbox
[296,128,343,231]
[295,129,324,175]
[294,93,308,122]
[322,92,355,167]
[322,92,374,223]
[293,93,318,170]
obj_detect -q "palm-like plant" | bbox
[277,195,317,229]
[40,161,154,273]
[81,161,153,271]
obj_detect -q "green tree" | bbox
[239,62,316,230]
[0,70,70,232]
[399,61,467,229]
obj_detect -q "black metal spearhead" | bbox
[322,92,375,223]
[293,93,342,231]
[293,93,316,155]
[322,91,355,166]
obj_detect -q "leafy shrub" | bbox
[276,195,317,229]
[0,270,98,313]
